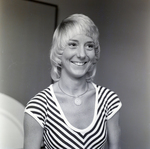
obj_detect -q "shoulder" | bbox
[92,82,118,97]
[93,82,122,106]
[25,84,54,115]
[27,85,53,105]
[24,85,53,127]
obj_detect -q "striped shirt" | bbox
[25,83,122,149]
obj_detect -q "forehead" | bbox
[62,26,95,42]
[68,34,94,42]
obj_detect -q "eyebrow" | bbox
[68,39,94,43]
[86,41,95,44]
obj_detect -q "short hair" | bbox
[50,14,100,82]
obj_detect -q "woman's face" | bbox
[61,34,96,79]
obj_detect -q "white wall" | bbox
[0,0,150,148]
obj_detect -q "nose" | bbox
[76,46,86,59]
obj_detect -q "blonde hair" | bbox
[50,14,100,82]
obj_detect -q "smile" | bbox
[71,61,87,66]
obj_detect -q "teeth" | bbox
[72,62,85,66]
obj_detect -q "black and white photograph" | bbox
[0,0,150,149]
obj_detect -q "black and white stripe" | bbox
[25,83,122,149]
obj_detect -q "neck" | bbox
[58,75,88,96]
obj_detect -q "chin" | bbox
[71,70,89,79]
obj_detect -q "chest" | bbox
[55,90,96,130]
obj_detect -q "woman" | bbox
[24,14,122,149]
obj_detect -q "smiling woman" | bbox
[24,14,122,149]
[50,14,100,82]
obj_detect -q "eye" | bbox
[86,43,95,50]
[68,42,77,49]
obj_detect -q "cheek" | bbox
[63,48,74,59]
[87,51,96,62]
[61,51,70,60]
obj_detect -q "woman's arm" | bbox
[107,111,121,149]
[24,113,44,149]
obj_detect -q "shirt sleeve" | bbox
[24,90,48,128]
[106,90,122,120]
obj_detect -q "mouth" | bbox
[71,61,87,66]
